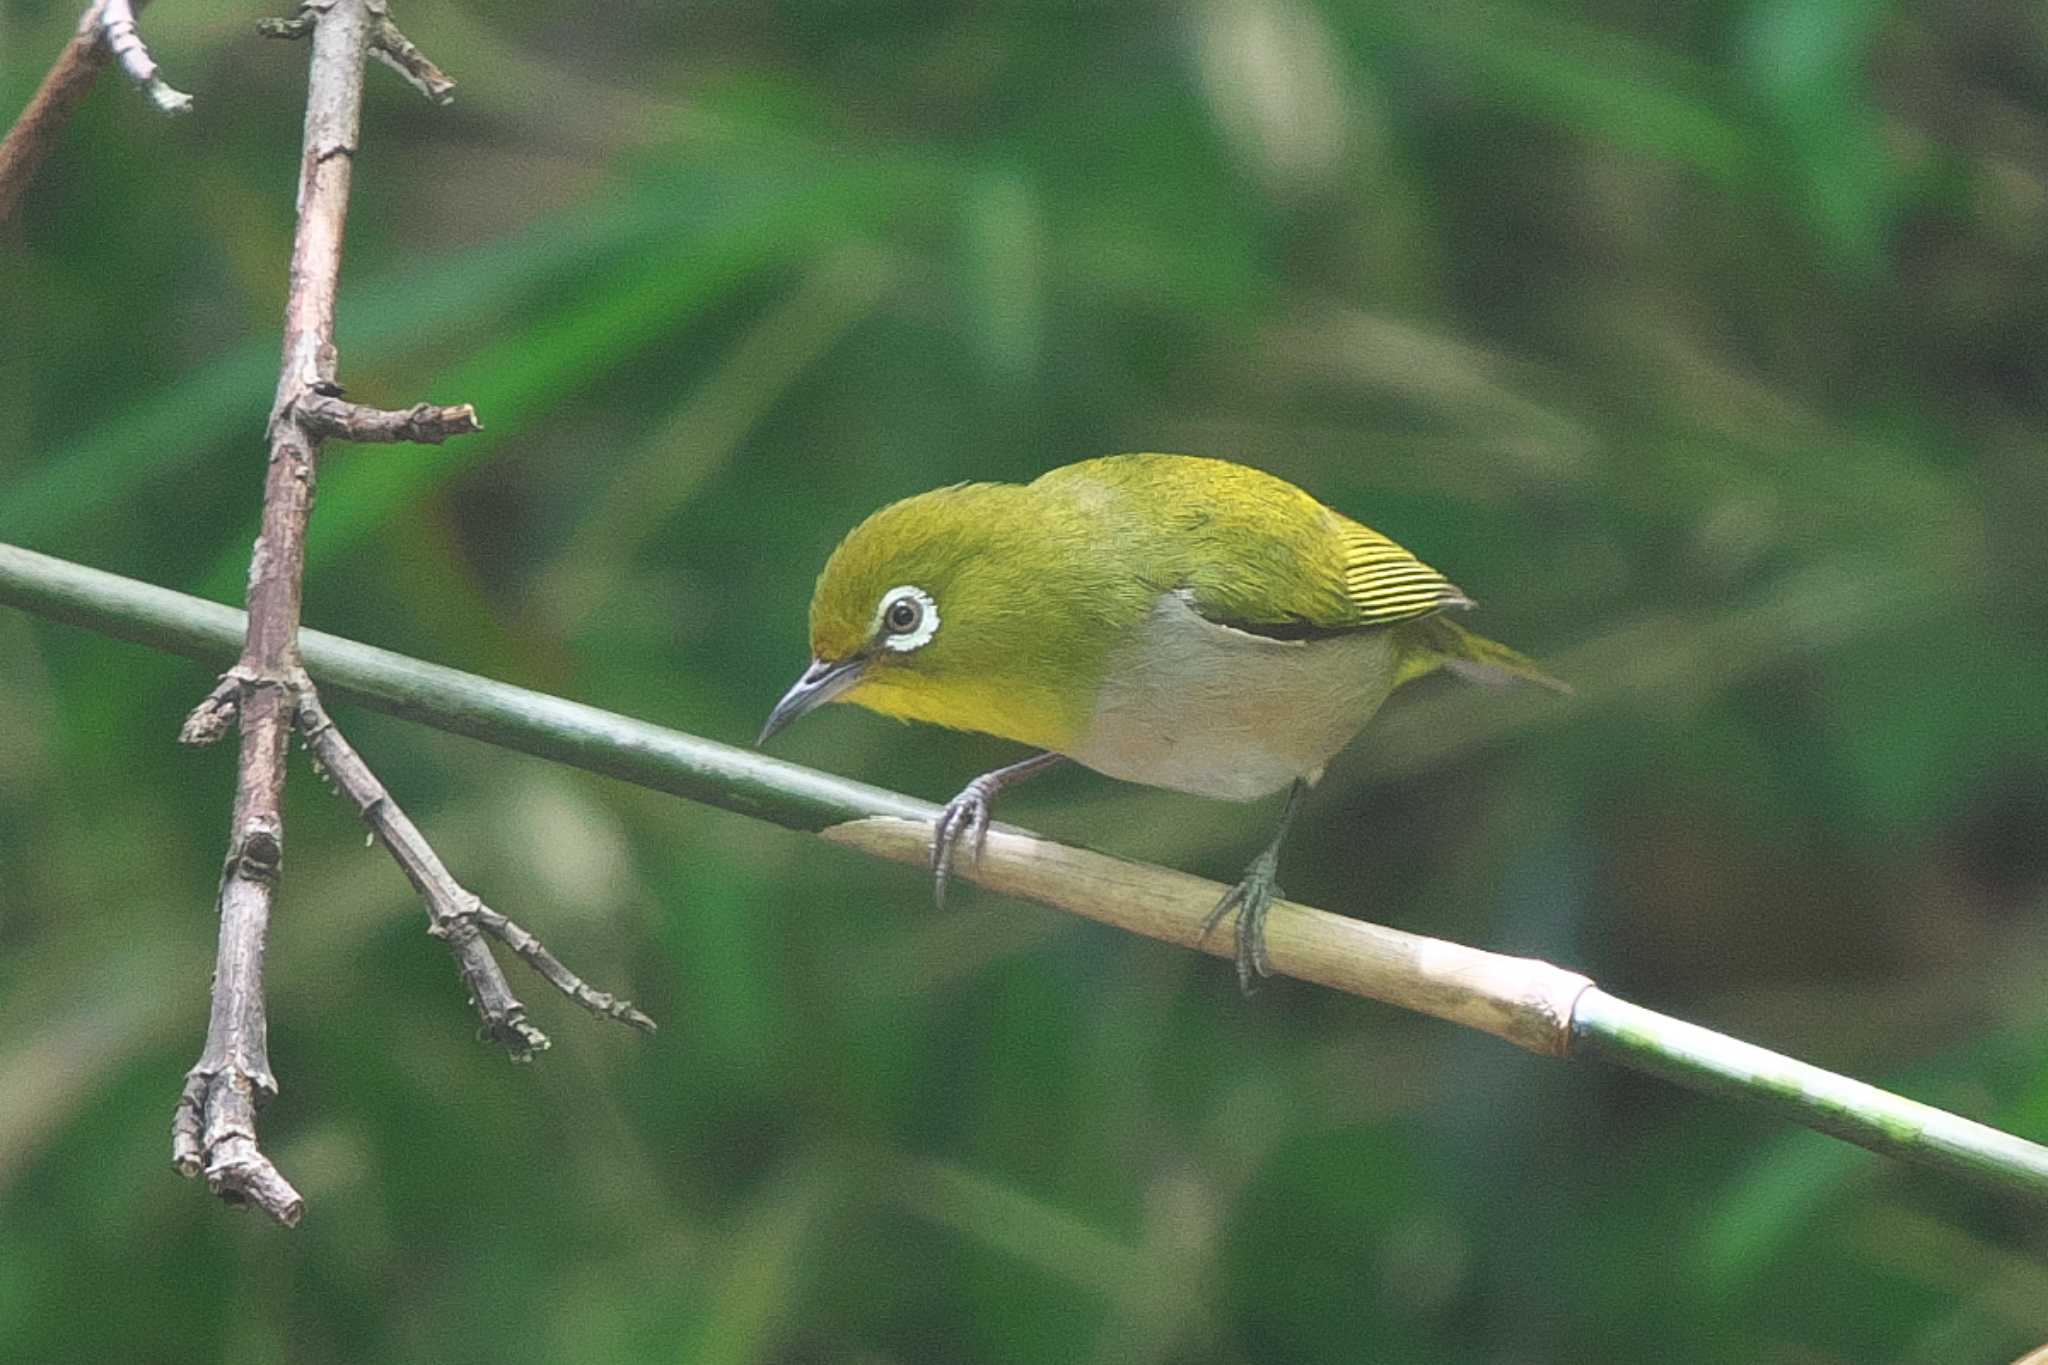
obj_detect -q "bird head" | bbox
[759,482,1101,751]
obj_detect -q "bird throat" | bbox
[846,670,1084,755]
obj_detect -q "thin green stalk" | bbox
[0,542,930,834]
[1572,990,2048,1200]
[4,540,2046,1203]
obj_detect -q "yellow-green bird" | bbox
[760,454,1566,990]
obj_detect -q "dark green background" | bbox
[5,1,2048,1360]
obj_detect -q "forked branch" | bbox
[171,0,635,1227]
[169,0,378,1226]
[296,682,654,1054]
[260,2,456,106]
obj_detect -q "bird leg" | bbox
[931,751,1067,908]
[1201,778,1309,994]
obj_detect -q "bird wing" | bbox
[1328,519,1473,626]
[1185,515,1468,638]
[1037,454,1471,636]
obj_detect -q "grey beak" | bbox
[759,655,867,744]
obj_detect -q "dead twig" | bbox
[297,393,482,445]
[9,0,633,1227]
[261,2,455,105]
[101,0,192,115]
[369,13,456,105]
[295,681,653,1055]
[170,0,377,1225]
[174,0,640,1227]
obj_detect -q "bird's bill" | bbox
[759,655,867,743]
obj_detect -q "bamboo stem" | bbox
[1571,989,2048,1201]
[3,540,2046,1203]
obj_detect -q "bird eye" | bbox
[885,597,922,634]
[875,585,939,652]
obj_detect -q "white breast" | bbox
[1068,590,1400,802]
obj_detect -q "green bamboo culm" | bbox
[3,539,2046,1204]
[0,542,929,836]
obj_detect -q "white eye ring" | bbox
[875,585,939,652]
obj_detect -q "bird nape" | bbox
[760,453,1569,992]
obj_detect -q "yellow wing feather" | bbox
[1033,454,1472,635]
[1335,521,1472,625]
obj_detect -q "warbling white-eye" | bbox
[761,454,1566,990]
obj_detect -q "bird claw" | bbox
[924,753,1066,910]
[1200,857,1280,995]
[931,777,997,909]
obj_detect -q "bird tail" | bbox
[1393,616,1573,694]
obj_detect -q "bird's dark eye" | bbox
[875,584,938,652]
[885,597,923,634]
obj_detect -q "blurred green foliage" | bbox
[5,0,2048,1360]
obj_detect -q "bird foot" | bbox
[931,774,1001,908]
[1200,852,1281,995]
